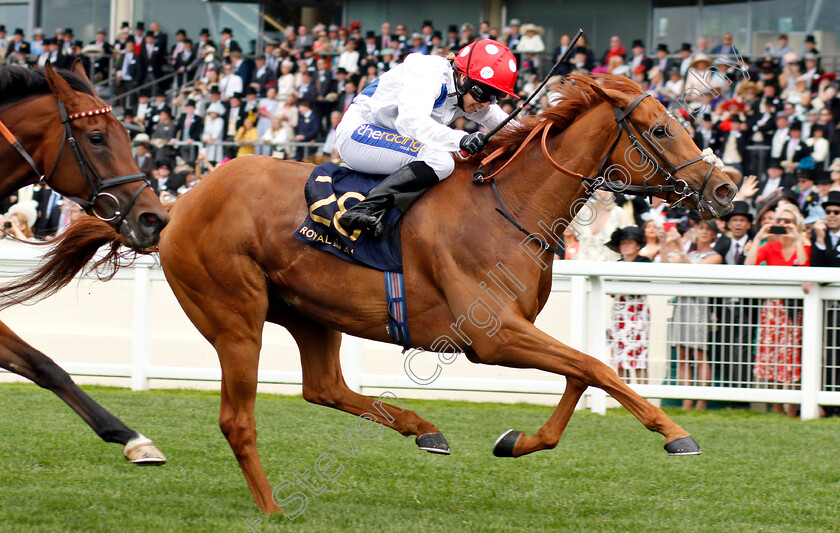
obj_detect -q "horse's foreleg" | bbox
[281,312,448,454]
[476,318,698,456]
[0,320,165,463]
[494,377,587,457]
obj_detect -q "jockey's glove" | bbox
[459,132,487,155]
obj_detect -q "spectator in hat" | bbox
[219,62,244,100]
[88,27,112,80]
[677,42,693,76]
[711,200,758,385]
[828,158,840,191]
[811,190,840,408]
[715,99,749,171]
[170,28,187,61]
[781,121,812,174]
[9,28,30,62]
[420,20,434,50]
[794,166,819,215]
[173,39,197,86]
[362,30,379,58]
[139,31,165,95]
[516,23,545,70]
[197,28,215,53]
[293,98,321,161]
[220,27,242,57]
[503,19,522,55]
[457,23,475,51]
[606,225,651,383]
[134,136,155,180]
[800,34,820,70]
[628,39,652,73]
[0,25,7,62]
[233,116,259,157]
[153,160,184,196]
[712,33,739,56]
[406,33,429,56]
[36,37,61,67]
[115,36,140,108]
[252,54,277,96]
[653,43,674,74]
[1,200,39,242]
[60,28,73,53]
[30,28,45,57]
[756,160,795,207]
[552,33,575,75]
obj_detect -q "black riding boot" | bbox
[339,161,438,237]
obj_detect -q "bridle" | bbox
[472,92,723,255]
[591,93,718,207]
[0,96,150,229]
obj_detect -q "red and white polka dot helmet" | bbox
[454,39,519,98]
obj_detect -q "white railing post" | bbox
[800,283,823,420]
[131,259,152,391]
[589,274,607,415]
[569,275,590,411]
[343,334,364,393]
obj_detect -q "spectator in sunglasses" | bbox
[336,39,519,237]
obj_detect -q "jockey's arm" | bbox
[394,56,466,152]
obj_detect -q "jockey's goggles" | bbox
[467,80,506,104]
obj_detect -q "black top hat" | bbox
[208,86,221,95]
[656,43,669,53]
[156,161,171,169]
[146,30,155,38]
[822,190,840,209]
[631,39,644,49]
[422,20,433,28]
[0,25,6,33]
[680,42,692,52]
[365,30,375,39]
[136,22,145,31]
[432,30,442,39]
[448,25,458,34]
[244,86,257,95]
[789,120,803,131]
[14,28,24,36]
[607,226,645,253]
[723,200,753,222]
[64,28,73,35]
[805,34,816,44]
[200,28,210,36]
[176,28,186,36]
[815,171,832,185]
[43,38,55,46]
[766,159,784,170]
[221,27,233,35]
[797,167,816,181]
[230,92,244,100]
[72,40,83,48]
[121,21,130,29]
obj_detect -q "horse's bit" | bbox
[0,97,150,228]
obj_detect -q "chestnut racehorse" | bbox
[0,63,169,462]
[152,74,737,512]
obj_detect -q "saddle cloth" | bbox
[294,162,404,272]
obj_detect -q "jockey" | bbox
[337,39,519,236]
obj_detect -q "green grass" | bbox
[1,383,839,532]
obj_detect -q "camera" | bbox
[3,222,11,229]
[769,225,787,235]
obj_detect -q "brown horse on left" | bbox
[0,62,169,462]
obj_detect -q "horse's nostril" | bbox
[715,184,735,201]
[139,213,160,232]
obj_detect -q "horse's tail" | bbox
[0,216,139,311]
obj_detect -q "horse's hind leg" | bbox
[0,320,165,463]
[278,311,448,453]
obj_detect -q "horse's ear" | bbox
[589,82,635,109]
[70,59,96,91]
[44,62,78,103]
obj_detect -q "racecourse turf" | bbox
[0,383,838,532]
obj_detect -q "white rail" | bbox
[2,245,840,420]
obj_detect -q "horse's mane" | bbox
[0,65,94,109]
[490,73,644,155]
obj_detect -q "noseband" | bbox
[0,97,149,229]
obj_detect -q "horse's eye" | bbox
[652,126,667,138]
[89,133,105,145]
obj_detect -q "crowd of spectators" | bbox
[3,21,840,414]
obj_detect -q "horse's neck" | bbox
[494,104,618,237]
[0,97,57,198]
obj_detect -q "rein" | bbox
[472,92,722,256]
[0,97,149,229]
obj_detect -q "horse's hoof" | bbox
[492,429,522,457]
[124,434,167,465]
[664,436,702,456]
[416,433,450,455]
